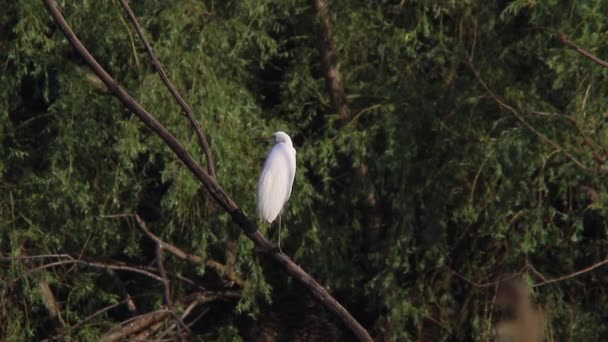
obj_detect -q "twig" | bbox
[42,1,372,340]
[3,253,204,291]
[133,214,246,288]
[559,33,608,69]
[12,255,164,283]
[69,296,151,333]
[468,61,588,171]
[117,0,216,179]
[160,291,239,340]
[448,267,504,288]
[532,259,608,287]
[0,254,73,260]
[71,302,126,331]
[528,110,607,165]
[107,269,137,313]
[447,267,528,289]
[155,244,189,340]
[156,245,172,309]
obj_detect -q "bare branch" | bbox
[559,33,608,69]
[118,0,216,178]
[41,1,372,340]
[532,259,608,287]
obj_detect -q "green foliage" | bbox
[2,0,608,340]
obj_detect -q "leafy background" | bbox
[1,0,608,340]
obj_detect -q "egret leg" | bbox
[277,214,283,253]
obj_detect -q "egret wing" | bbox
[257,143,296,223]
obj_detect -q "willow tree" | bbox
[2,0,608,340]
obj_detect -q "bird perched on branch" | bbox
[257,131,296,251]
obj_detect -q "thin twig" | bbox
[448,267,504,288]
[117,0,216,178]
[71,301,126,331]
[468,61,588,171]
[532,259,608,287]
[107,269,137,313]
[67,293,157,333]
[133,214,246,288]
[559,33,608,69]
[155,244,189,340]
[47,259,163,282]
[4,254,164,283]
[528,110,607,166]
[156,245,172,309]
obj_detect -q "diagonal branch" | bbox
[117,0,216,179]
[468,61,588,171]
[41,1,371,340]
[559,33,608,69]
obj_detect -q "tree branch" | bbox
[100,290,238,341]
[559,33,608,69]
[18,256,165,283]
[41,1,371,340]
[107,269,137,313]
[4,253,205,292]
[312,0,351,123]
[100,310,170,342]
[118,0,216,179]
[153,244,187,340]
[133,214,246,288]
[468,61,588,171]
[532,259,608,287]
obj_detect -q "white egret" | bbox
[257,131,296,250]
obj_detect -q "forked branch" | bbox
[41,1,371,340]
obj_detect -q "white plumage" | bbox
[257,131,296,223]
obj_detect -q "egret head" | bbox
[272,131,293,146]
